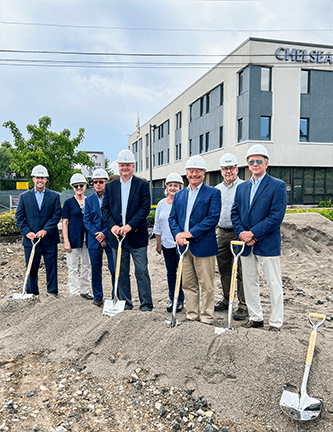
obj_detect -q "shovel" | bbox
[280,312,326,421]
[215,240,245,335]
[13,237,41,300]
[103,235,126,317]
[165,241,189,327]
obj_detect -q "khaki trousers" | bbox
[182,250,215,324]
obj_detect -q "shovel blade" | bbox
[103,299,126,317]
[165,319,181,327]
[13,293,33,300]
[280,390,322,421]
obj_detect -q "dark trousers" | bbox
[162,246,184,303]
[112,245,153,311]
[24,243,58,295]
[216,228,247,310]
[88,244,115,302]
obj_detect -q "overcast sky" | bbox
[1,0,333,168]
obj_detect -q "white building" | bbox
[128,37,333,205]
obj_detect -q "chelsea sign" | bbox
[275,47,333,64]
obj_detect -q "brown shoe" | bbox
[93,300,104,307]
[242,320,264,329]
[269,326,280,332]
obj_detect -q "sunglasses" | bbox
[248,159,264,166]
[73,184,86,189]
[94,180,105,184]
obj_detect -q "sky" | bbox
[1,0,333,169]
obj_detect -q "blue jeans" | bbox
[162,246,184,304]
[89,244,115,302]
[112,245,153,311]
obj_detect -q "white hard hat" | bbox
[165,172,184,185]
[70,173,86,186]
[92,168,108,180]
[246,144,269,160]
[31,165,49,177]
[116,149,136,163]
[219,153,238,167]
[185,155,207,171]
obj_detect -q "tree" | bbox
[2,116,93,191]
[0,147,13,178]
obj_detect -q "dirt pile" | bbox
[0,213,333,432]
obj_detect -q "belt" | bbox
[218,226,234,233]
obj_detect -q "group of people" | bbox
[15,143,287,330]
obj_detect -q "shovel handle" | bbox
[310,313,325,320]
[305,331,317,365]
[231,240,245,246]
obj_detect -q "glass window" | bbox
[315,168,325,194]
[179,143,181,160]
[190,105,193,122]
[260,117,271,140]
[200,97,204,116]
[304,168,314,194]
[146,133,149,147]
[199,135,204,154]
[220,84,224,106]
[146,157,149,169]
[300,118,309,142]
[205,132,210,152]
[261,67,271,91]
[176,112,181,130]
[239,70,244,95]
[326,169,333,194]
[219,126,223,148]
[189,139,192,156]
[238,119,243,142]
[301,70,309,94]
[206,93,210,114]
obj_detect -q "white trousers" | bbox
[241,251,283,328]
[66,242,91,295]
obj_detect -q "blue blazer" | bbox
[101,176,150,250]
[83,193,110,250]
[15,188,61,247]
[231,174,287,257]
[168,183,221,258]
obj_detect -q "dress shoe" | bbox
[166,302,173,313]
[214,301,229,312]
[233,308,248,321]
[80,293,94,300]
[176,302,183,313]
[93,300,104,307]
[269,325,280,332]
[242,320,264,329]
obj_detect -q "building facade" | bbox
[128,37,333,205]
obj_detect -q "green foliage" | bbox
[318,200,332,208]
[0,147,13,177]
[2,116,93,192]
[0,211,20,236]
[146,209,155,228]
[286,208,333,221]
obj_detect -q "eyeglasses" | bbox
[248,159,264,166]
[73,184,86,189]
[222,166,237,172]
[94,180,105,184]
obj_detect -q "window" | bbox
[139,138,142,150]
[199,135,204,153]
[260,117,271,140]
[176,143,182,161]
[161,151,164,165]
[175,112,182,130]
[261,67,271,91]
[300,118,309,142]
[301,70,309,94]
[220,84,224,106]
[239,70,244,95]
[200,97,204,116]
[238,119,243,142]
[153,154,155,167]
[219,126,223,148]
[206,93,210,114]
[205,132,210,152]
[189,139,192,156]
[139,159,142,171]
[145,133,149,147]
[146,157,149,169]
[190,105,193,122]
[167,149,169,163]
[158,125,163,140]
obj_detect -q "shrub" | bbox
[285,207,333,221]
[0,211,20,236]
[146,210,156,228]
[318,200,332,208]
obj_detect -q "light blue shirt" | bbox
[97,194,103,208]
[120,176,133,226]
[184,183,203,232]
[34,188,45,210]
[215,177,244,228]
[250,172,266,205]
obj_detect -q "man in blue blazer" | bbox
[169,155,221,325]
[231,144,287,331]
[83,168,115,306]
[101,149,153,312]
[15,165,61,295]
